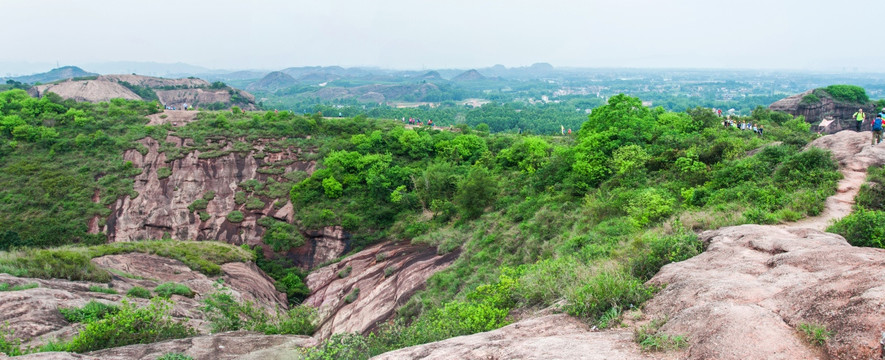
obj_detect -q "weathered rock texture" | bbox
[88,331,314,360]
[101,136,309,245]
[373,314,660,360]
[645,224,885,360]
[0,253,285,348]
[769,90,878,132]
[2,332,314,360]
[304,242,458,339]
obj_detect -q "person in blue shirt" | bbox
[872,114,883,146]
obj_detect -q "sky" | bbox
[2,0,885,74]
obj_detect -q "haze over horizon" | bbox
[3,0,885,75]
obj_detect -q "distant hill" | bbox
[452,69,486,82]
[29,74,257,110]
[8,66,98,84]
[246,71,298,92]
[420,71,442,80]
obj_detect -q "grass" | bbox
[154,283,194,298]
[88,285,118,294]
[126,286,152,299]
[0,240,253,282]
[0,283,38,291]
[59,300,119,323]
[634,317,688,351]
[344,288,360,304]
[798,323,831,346]
[337,266,353,278]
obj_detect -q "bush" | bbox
[625,189,675,226]
[227,211,245,223]
[323,176,343,199]
[200,291,316,335]
[126,286,152,299]
[0,323,22,356]
[245,197,266,210]
[823,85,869,103]
[827,208,885,248]
[88,285,118,294]
[800,93,821,105]
[154,282,194,298]
[338,266,352,278]
[798,323,831,346]
[157,353,194,360]
[302,333,369,360]
[157,167,172,179]
[59,300,119,323]
[563,270,654,322]
[187,198,208,212]
[67,298,194,353]
[344,288,360,304]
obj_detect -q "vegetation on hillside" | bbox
[0,88,847,357]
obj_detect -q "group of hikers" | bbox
[722,117,764,137]
[853,107,885,145]
[402,117,434,127]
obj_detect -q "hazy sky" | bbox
[3,0,884,73]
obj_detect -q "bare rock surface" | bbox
[304,242,458,339]
[373,314,662,360]
[0,253,284,347]
[645,224,885,359]
[29,79,141,102]
[146,110,198,126]
[87,331,314,360]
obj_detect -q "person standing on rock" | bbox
[873,114,883,146]
[853,108,866,131]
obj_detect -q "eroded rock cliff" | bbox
[304,242,458,339]
[0,253,285,348]
[769,90,878,132]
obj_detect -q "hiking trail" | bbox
[780,130,885,231]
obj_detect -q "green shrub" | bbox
[0,282,37,291]
[235,191,247,204]
[827,208,885,248]
[157,353,194,360]
[338,266,352,278]
[154,283,194,298]
[323,176,343,199]
[202,191,216,201]
[634,317,688,351]
[188,198,208,212]
[625,189,675,226]
[67,298,194,353]
[344,288,360,304]
[198,212,211,221]
[563,270,654,323]
[59,300,119,323]
[200,290,316,335]
[301,333,369,360]
[823,85,869,103]
[276,272,310,305]
[126,286,152,299]
[800,93,820,105]
[798,323,831,346]
[88,285,118,294]
[227,211,245,223]
[0,323,23,356]
[157,167,172,179]
[245,197,266,210]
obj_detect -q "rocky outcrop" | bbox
[769,90,878,132]
[88,331,315,360]
[373,314,657,360]
[101,136,312,246]
[246,71,298,92]
[304,242,458,339]
[0,253,285,348]
[644,224,885,359]
[155,88,256,111]
[3,332,315,360]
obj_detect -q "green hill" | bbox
[7,66,98,84]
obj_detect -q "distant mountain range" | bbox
[3,66,98,84]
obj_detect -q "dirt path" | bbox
[147,110,198,126]
[780,131,885,231]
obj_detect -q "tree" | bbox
[455,166,497,220]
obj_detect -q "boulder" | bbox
[373,314,658,360]
[644,224,885,359]
[769,91,878,133]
